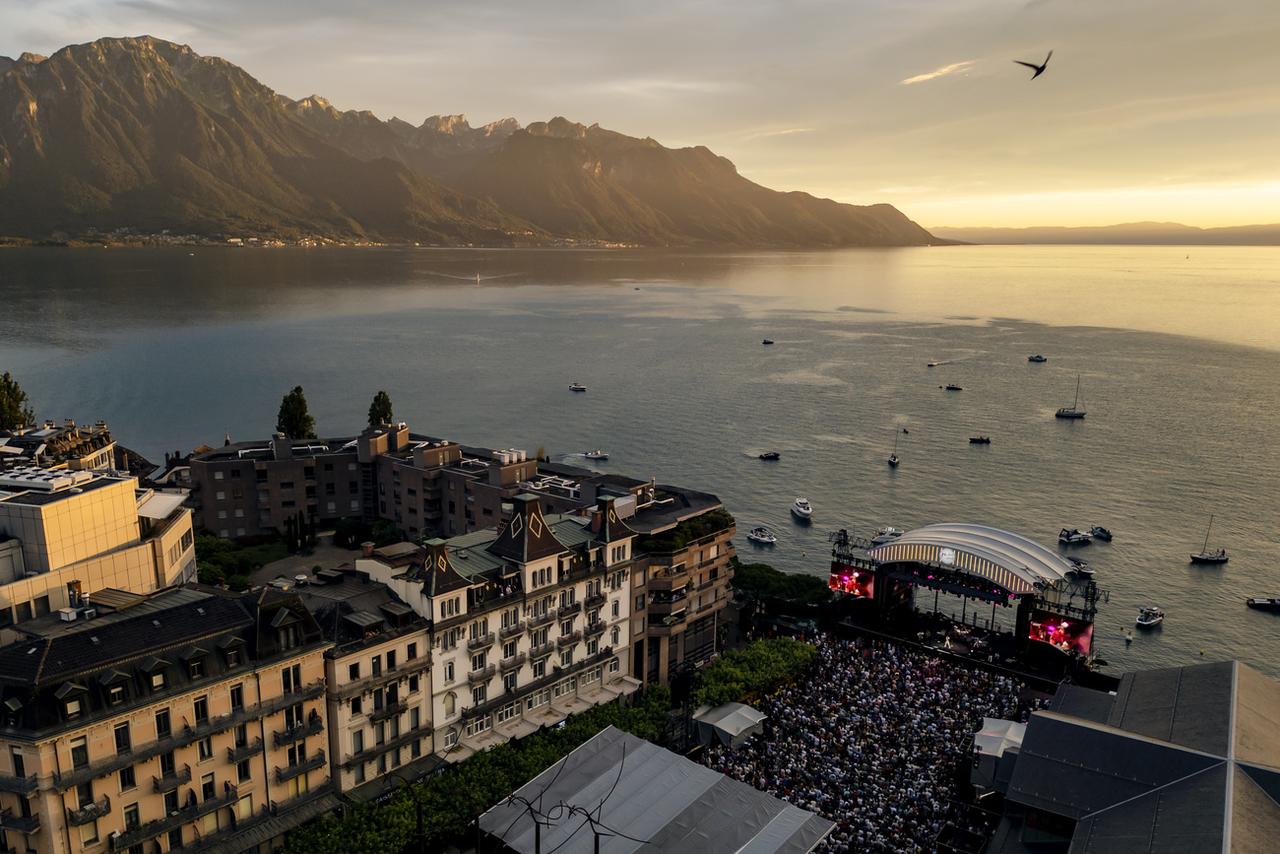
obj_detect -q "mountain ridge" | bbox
[0,35,938,248]
[930,221,1280,246]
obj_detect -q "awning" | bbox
[136,491,187,520]
[693,702,768,749]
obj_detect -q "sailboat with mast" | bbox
[1055,375,1087,419]
[887,430,901,467]
[1190,514,1229,564]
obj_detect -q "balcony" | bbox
[584,592,606,609]
[0,774,37,795]
[557,631,582,649]
[467,632,496,652]
[0,809,39,834]
[109,787,239,851]
[368,700,405,723]
[499,622,525,640]
[152,764,192,794]
[527,611,555,629]
[274,751,326,784]
[584,621,607,638]
[172,783,334,853]
[467,665,496,686]
[66,796,112,826]
[648,611,687,635]
[273,715,324,748]
[529,642,555,660]
[335,656,432,700]
[557,601,582,616]
[226,739,264,764]
[499,653,527,673]
[340,726,428,769]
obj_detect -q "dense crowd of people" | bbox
[701,635,1038,853]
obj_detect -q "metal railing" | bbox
[152,764,191,794]
[0,774,37,795]
[109,787,239,850]
[274,751,325,784]
[557,631,582,649]
[466,632,496,652]
[273,716,323,748]
[467,665,496,686]
[499,653,527,673]
[66,796,111,826]
[226,739,264,764]
[499,622,525,640]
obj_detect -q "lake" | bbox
[1,244,1278,675]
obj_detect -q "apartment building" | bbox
[358,494,639,763]
[189,423,594,542]
[0,587,335,854]
[0,468,196,628]
[291,572,436,801]
[0,423,116,474]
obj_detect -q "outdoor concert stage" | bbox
[828,524,1106,680]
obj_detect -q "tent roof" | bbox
[867,523,1073,594]
[974,717,1026,758]
[693,702,768,737]
[479,726,832,854]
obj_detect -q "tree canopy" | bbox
[693,636,816,708]
[276,385,317,439]
[367,390,393,426]
[0,372,35,431]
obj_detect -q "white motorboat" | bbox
[568,382,587,392]
[1028,354,1047,363]
[791,498,813,520]
[1055,375,1086,419]
[871,526,904,545]
[887,430,901,467]
[747,526,777,545]
[1136,606,1164,628]
[583,450,609,460]
[927,360,942,367]
[1190,514,1229,564]
[1059,528,1093,545]
[1066,557,1095,578]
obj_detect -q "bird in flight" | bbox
[1014,50,1053,79]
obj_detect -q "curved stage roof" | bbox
[866,523,1073,595]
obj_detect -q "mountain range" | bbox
[930,222,1280,246]
[0,37,937,247]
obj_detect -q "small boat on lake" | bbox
[1136,606,1164,628]
[1055,375,1086,419]
[758,451,781,461]
[1067,557,1094,578]
[944,384,963,391]
[1059,528,1092,545]
[969,436,991,445]
[1190,514,1229,564]
[871,526,904,545]
[583,450,609,461]
[1246,597,1280,612]
[1028,354,1048,363]
[1090,526,1113,541]
[762,339,775,346]
[887,430,901,467]
[791,498,813,521]
[747,526,778,545]
[569,382,587,392]
[927,360,942,367]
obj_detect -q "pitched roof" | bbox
[487,494,569,563]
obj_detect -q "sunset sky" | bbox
[4,0,1279,227]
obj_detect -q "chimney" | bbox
[272,433,292,460]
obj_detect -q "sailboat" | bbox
[1055,375,1087,419]
[887,430,900,467]
[1190,514,1229,564]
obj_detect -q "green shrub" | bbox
[693,637,816,708]
[731,560,831,606]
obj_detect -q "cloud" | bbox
[899,60,976,86]
[743,127,816,141]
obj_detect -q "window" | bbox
[189,658,205,679]
[194,696,209,724]
[407,642,418,660]
[410,707,421,730]
[560,620,573,638]
[352,730,364,754]
[371,656,382,677]
[226,647,242,668]
[123,803,140,830]
[230,684,244,711]
[504,673,518,693]
[386,650,397,670]
[348,662,360,681]
[151,671,166,690]
[10,750,24,779]
[81,821,99,846]
[444,661,455,683]
[70,737,88,769]
[110,684,128,706]
[168,828,183,850]
[408,675,419,693]
[160,751,176,778]
[283,663,302,693]
[635,594,645,611]
[351,696,363,715]
[560,649,574,667]
[587,638,599,656]
[237,794,254,821]
[155,709,171,738]
[114,723,131,754]
[532,658,546,679]
[119,765,136,791]
[198,737,213,761]
[471,652,486,672]
[216,490,226,500]
[443,692,456,717]
[609,658,621,674]
[354,764,366,784]
[611,626,620,646]
[214,472,225,481]
[201,772,216,801]
[473,684,489,704]
[444,728,459,748]
[237,759,252,783]
[502,640,517,660]
[612,600,620,618]
[65,698,83,719]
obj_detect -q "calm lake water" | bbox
[1,245,1278,675]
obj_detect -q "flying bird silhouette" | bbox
[1014,50,1053,79]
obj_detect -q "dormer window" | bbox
[108,685,126,705]
[65,698,83,719]
[56,682,87,720]
[189,659,204,679]
[151,672,166,690]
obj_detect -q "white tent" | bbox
[693,702,767,749]
[971,717,1026,794]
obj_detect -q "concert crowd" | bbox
[700,636,1038,853]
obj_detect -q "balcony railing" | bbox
[584,621,607,638]
[557,631,582,649]
[467,665,496,686]
[172,783,334,854]
[274,751,325,784]
[273,716,324,748]
[467,632,496,652]
[499,622,525,640]
[529,642,555,660]
[0,809,39,834]
[152,764,191,794]
[226,738,264,764]
[368,700,405,723]
[66,796,111,826]
[0,774,37,795]
[584,592,606,609]
[109,787,239,851]
[499,653,527,673]
[340,725,428,769]
[556,601,582,616]
[334,656,431,700]
[527,611,555,629]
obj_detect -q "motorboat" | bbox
[944,384,963,391]
[887,454,900,467]
[747,527,778,545]
[791,498,813,520]
[872,526,904,545]
[887,430,901,467]
[1135,606,1164,628]
[969,436,991,444]
[1066,557,1094,578]
[758,451,781,461]
[762,339,775,346]
[583,450,609,461]
[1190,514,1229,564]
[927,360,942,367]
[1059,528,1092,545]
[1028,354,1048,363]
[568,383,587,392]
[1055,374,1086,419]
[1090,526,1113,541]
[1246,597,1280,612]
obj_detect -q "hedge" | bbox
[730,560,831,606]
[693,637,816,708]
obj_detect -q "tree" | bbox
[276,385,316,439]
[367,390,393,426]
[0,372,35,431]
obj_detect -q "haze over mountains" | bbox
[0,36,936,247]
[931,222,1280,246]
